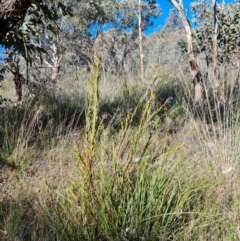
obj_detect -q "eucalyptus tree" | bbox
[144,30,185,70]
[0,0,70,100]
[0,0,160,100]
[166,0,240,108]
[190,1,240,67]
[184,1,240,104]
[59,0,116,68]
[189,0,224,104]
[61,0,160,75]
[162,8,184,31]
[167,0,205,108]
[94,30,137,75]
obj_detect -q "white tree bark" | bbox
[44,44,62,81]
[169,0,204,106]
[212,0,225,104]
[138,0,144,83]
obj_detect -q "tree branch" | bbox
[0,0,43,42]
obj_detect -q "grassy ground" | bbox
[0,62,240,240]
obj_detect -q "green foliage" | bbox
[1,1,71,60]
[116,0,161,31]
[0,0,72,81]
[61,0,161,69]
[162,8,184,31]
[185,1,240,64]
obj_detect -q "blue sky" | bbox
[145,0,235,35]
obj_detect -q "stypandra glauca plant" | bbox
[44,59,218,240]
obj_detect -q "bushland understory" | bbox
[1,61,240,241]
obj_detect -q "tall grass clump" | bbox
[41,59,232,241]
[0,90,85,169]
[0,103,43,167]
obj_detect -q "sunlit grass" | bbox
[0,80,16,101]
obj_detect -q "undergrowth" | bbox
[0,61,240,240]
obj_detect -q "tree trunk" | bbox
[212,0,225,104]
[6,49,25,101]
[44,44,62,81]
[169,0,204,106]
[13,73,25,101]
[138,0,145,83]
